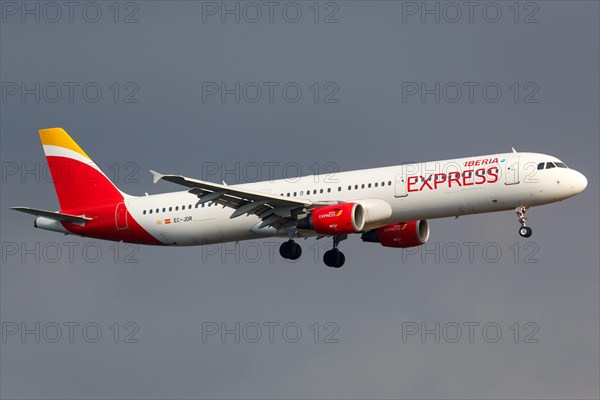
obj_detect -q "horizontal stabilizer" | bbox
[11,207,92,225]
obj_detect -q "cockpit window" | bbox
[538,161,568,170]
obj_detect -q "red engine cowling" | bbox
[361,220,430,248]
[297,203,365,235]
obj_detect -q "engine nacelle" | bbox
[297,203,365,234]
[353,199,393,230]
[361,220,430,248]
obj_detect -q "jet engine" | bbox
[297,203,365,234]
[361,220,430,248]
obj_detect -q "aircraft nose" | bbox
[571,170,588,194]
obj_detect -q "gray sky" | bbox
[1,1,598,399]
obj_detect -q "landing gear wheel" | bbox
[519,226,532,238]
[515,206,533,238]
[322,235,348,268]
[336,252,345,268]
[289,242,302,260]
[279,240,302,260]
[323,249,345,268]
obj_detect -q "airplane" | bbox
[12,128,588,268]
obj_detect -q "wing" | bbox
[150,170,331,232]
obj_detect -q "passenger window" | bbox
[300,191,304,196]
[348,185,352,190]
[149,209,153,214]
[338,187,342,191]
[327,188,331,193]
[361,184,365,189]
[169,207,172,211]
[175,206,179,211]
[374,182,378,187]
[368,183,372,188]
[537,163,544,170]
[155,208,159,213]
[143,210,146,215]
[388,181,392,185]
[546,162,556,169]
[162,208,166,212]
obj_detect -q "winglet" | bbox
[149,170,164,184]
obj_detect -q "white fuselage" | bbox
[125,152,587,246]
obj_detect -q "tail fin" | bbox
[39,128,126,211]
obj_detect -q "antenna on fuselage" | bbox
[511,147,518,153]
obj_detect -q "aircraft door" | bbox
[115,202,128,230]
[394,169,408,198]
[505,156,520,185]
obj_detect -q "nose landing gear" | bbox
[516,206,533,238]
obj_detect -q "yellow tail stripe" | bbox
[38,128,90,160]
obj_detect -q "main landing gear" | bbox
[323,235,347,269]
[515,206,533,238]
[279,235,347,268]
[279,239,302,260]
